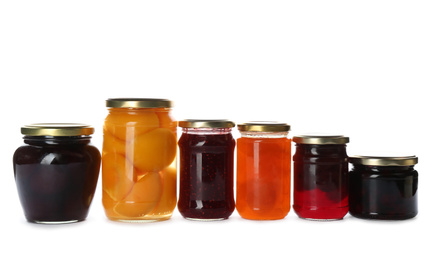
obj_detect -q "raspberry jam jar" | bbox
[178,120,236,220]
[102,98,177,222]
[349,155,418,220]
[236,122,291,220]
[293,135,349,220]
[13,124,101,224]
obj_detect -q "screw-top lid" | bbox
[237,121,290,132]
[21,123,94,136]
[349,155,418,166]
[106,98,173,108]
[178,119,235,128]
[293,134,349,145]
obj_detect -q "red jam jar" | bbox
[178,120,236,220]
[349,155,418,220]
[13,124,101,224]
[293,135,349,220]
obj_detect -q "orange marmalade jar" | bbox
[102,98,177,222]
[236,122,291,220]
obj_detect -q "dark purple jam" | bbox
[13,136,101,223]
[349,164,418,220]
[177,130,235,220]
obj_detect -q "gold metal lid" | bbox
[179,119,235,128]
[106,98,173,108]
[237,121,290,132]
[350,155,418,166]
[293,134,349,144]
[21,123,95,136]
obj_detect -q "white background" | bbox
[1,0,433,259]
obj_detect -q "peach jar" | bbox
[102,98,177,222]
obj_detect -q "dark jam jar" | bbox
[293,135,349,220]
[178,120,236,221]
[349,155,418,220]
[13,124,101,224]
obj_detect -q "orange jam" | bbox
[236,122,291,220]
[102,99,177,222]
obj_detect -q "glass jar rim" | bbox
[237,121,290,132]
[293,134,349,144]
[179,119,235,128]
[21,123,94,136]
[106,98,173,108]
[350,155,418,166]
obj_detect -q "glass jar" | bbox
[349,155,418,220]
[293,135,349,220]
[178,120,236,220]
[102,98,177,222]
[13,124,101,224]
[236,122,291,220]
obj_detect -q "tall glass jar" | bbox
[236,122,291,220]
[293,135,349,220]
[349,155,418,220]
[102,98,177,222]
[13,124,101,224]
[178,120,236,220]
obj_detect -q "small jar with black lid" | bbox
[13,124,101,224]
[349,155,418,220]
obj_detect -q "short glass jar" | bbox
[102,98,177,222]
[236,122,291,220]
[13,124,101,224]
[349,155,418,220]
[292,135,349,220]
[178,120,236,220]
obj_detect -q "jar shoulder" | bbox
[237,137,291,143]
[104,108,175,127]
[85,143,102,161]
[293,144,347,161]
[13,143,100,165]
[179,133,235,147]
[237,137,291,153]
[350,167,418,178]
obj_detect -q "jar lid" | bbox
[349,155,418,166]
[238,121,290,132]
[21,123,95,136]
[106,98,173,108]
[293,134,349,144]
[179,119,235,128]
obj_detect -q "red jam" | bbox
[177,120,235,220]
[293,135,349,220]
